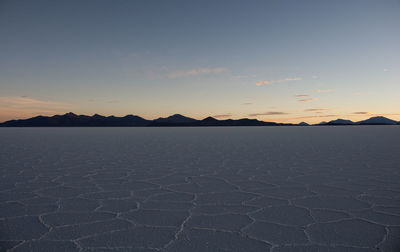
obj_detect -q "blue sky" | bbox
[1,0,399,123]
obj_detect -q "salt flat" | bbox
[0,126,399,252]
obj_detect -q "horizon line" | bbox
[1,111,399,125]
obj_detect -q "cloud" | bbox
[315,89,333,93]
[276,77,302,83]
[0,107,63,122]
[212,114,232,118]
[0,96,72,109]
[243,102,253,105]
[345,112,400,118]
[370,113,400,117]
[168,67,228,79]
[275,114,339,121]
[0,96,74,122]
[255,80,274,86]
[248,112,289,117]
[383,69,389,72]
[298,98,315,102]
[233,75,249,79]
[304,108,328,112]
[0,96,49,106]
[311,75,318,79]
[255,77,301,86]
[295,94,309,97]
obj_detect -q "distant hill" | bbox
[324,119,356,125]
[150,115,285,127]
[316,116,398,126]
[150,114,198,126]
[0,113,398,127]
[198,117,282,127]
[0,112,149,127]
[357,116,397,125]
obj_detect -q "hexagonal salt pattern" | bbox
[0,127,399,251]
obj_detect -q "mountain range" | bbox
[320,116,398,126]
[0,113,398,127]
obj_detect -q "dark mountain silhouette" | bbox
[149,114,198,126]
[0,113,398,127]
[0,113,149,127]
[150,115,286,127]
[357,116,397,125]
[197,117,283,126]
[316,116,398,126]
[199,116,220,126]
[324,119,356,125]
[0,112,290,127]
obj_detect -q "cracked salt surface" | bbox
[0,126,399,251]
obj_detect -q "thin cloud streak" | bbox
[316,89,333,93]
[295,94,309,97]
[168,67,228,79]
[298,98,315,102]
[0,96,74,122]
[0,96,72,109]
[248,112,289,117]
[255,77,301,86]
[304,108,328,112]
[276,77,301,83]
[0,107,64,122]
[233,75,249,79]
[212,114,232,119]
[255,80,273,86]
[0,96,55,106]
[274,114,339,121]
[371,113,400,117]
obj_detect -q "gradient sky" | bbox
[1,0,399,123]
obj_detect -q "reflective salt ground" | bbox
[0,126,399,252]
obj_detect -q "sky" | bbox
[1,0,399,123]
